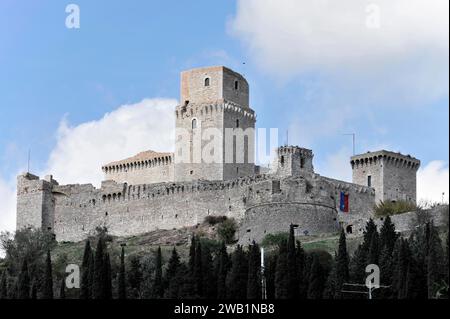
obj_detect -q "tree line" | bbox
[0,217,448,299]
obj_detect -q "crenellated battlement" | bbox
[351,150,420,170]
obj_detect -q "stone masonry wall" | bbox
[17,171,376,243]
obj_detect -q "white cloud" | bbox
[316,147,353,182]
[43,98,177,187]
[0,176,16,234]
[417,160,449,204]
[230,0,449,103]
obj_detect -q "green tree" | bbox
[427,223,445,298]
[30,281,37,299]
[104,252,112,299]
[226,245,248,299]
[127,255,142,298]
[350,244,366,284]
[392,238,410,299]
[287,225,299,299]
[17,259,30,299]
[217,219,237,244]
[164,247,181,298]
[247,242,261,299]
[194,241,203,298]
[307,254,325,299]
[0,271,7,299]
[335,229,349,299]
[274,240,289,299]
[80,240,93,299]
[59,279,66,299]
[42,250,53,299]
[367,231,380,265]
[92,237,106,299]
[152,247,164,298]
[379,215,398,254]
[202,245,216,299]
[296,240,307,299]
[118,246,127,299]
[216,242,229,299]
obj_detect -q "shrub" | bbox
[374,200,418,217]
[204,215,228,226]
[217,218,237,244]
[261,232,289,247]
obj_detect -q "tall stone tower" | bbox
[351,150,420,204]
[174,66,256,182]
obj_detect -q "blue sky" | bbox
[0,0,449,231]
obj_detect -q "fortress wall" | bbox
[52,175,275,242]
[104,161,174,185]
[238,203,340,245]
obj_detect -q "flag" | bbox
[340,191,349,213]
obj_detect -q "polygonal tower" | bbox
[174,66,256,182]
[351,150,420,204]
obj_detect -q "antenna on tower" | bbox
[286,129,289,146]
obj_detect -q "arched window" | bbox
[192,118,197,129]
[236,119,240,128]
[234,80,239,90]
[204,77,210,87]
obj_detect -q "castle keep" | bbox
[16,66,420,243]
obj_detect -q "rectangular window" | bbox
[367,175,372,187]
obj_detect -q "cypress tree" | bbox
[80,240,92,299]
[323,257,336,299]
[287,225,299,299]
[392,238,410,299]
[128,255,142,298]
[92,237,106,299]
[307,254,325,299]
[0,271,7,299]
[367,231,380,265]
[59,279,66,299]
[165,247,181,298]
[362,219,377,252]
[405,255,423,299]
[17,259,30,299]
[42,250,53,299]
[379,215,398,254]
[379,246,393,298]
[265,253,277,300]
[152,247,164,298]
[118,246,127,299]
[202,245,216,299]
[296,240,307,299]
[216,242,229,299]
[335,229,349,299]
[247,242,261,299]
[30,281,37,299]
[274,240,289,299]
[104,252,112,299]
[350,244,366,284]
[194,241,203,298]
[226,245,248,299]
[141,256,154,299]
[427,223,445,298]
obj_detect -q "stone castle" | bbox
[16,66,422,244]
